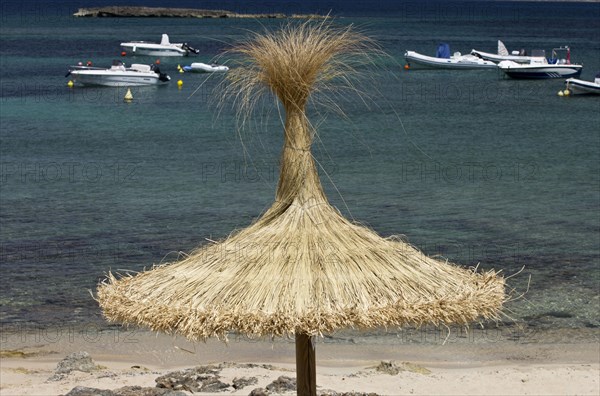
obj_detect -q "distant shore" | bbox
[73,6,325,19]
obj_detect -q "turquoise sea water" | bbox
[1,1,599,339]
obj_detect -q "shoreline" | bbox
[2,322,598,346]
[73,7,326,19]
[1,330,599,395]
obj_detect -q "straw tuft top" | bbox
[226,21,372,112]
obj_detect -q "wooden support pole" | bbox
[295,333,316,396]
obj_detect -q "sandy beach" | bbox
[1,328,598,395]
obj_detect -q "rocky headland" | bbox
[73,6,324,19]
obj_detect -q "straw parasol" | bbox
[98,21,505,395]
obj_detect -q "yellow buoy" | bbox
[564,89,571,96]
[177,64,184,73]
[558,90,564,96]
[124,88,134,102]
[67,80,74,88]
[177,80,183,88]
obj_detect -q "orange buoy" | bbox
[404,64,410,70]
[121,51,127,57]
[155,59,161,65]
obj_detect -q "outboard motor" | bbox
[182,43,200,54]
[158,72,171,82]
[150,64,170,82]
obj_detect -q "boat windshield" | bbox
[531,49,546,58]
[436,43,451,59]
[550,47,571,64]
[110,60,126,71]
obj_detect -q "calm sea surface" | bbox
[1,1,599,340]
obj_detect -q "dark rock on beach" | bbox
[375,360,401,375]
[249,389,269,396]
[64,385,381,396]
[55,352,99,374]
[199,376,230,392]
[266,376,296,392]
[233,376,259,389]
[73,6,324,19]
[64,386,187,396]
[49,351,101,381]
[64,387,114,396]
[374,360,431,375]
[61,361,382,396]
[155,365,230,392]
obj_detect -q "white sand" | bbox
[1,329,598,395]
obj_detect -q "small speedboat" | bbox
[498,47,582,79]
[564,73,600,95]
[182,62,229,73]
[404,43,496,69]
[66,60,171,86]
[120,34,199,57]
[471,40,538,64]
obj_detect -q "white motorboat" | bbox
[564,73,600,95]
[404,44,496,69]
[498,47,582,79]
[120,34,199,57]
[182,62,229,73]
[67,60,171,86]
[471,40,537,64]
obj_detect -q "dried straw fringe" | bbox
[98,203,505,341]
[97,20,505,341]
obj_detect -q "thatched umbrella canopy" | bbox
[98,21,505,395]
